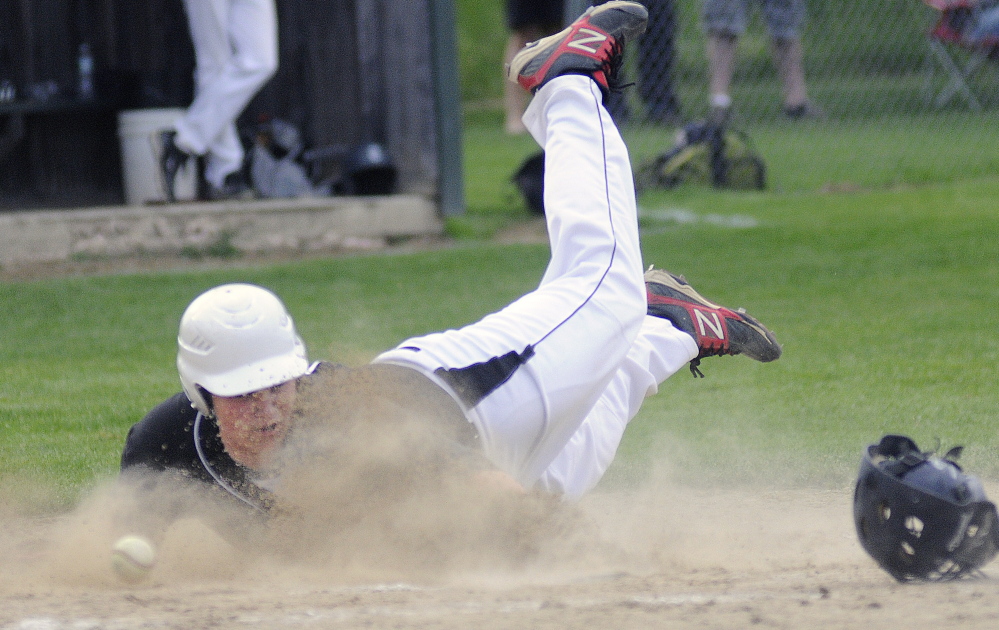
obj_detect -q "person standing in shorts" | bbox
[702,0,823,120]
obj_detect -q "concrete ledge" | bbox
[0,194,442,265]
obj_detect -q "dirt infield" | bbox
[3,481,999,630]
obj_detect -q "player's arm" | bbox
[116,393,205,546]
[117,393,269,547]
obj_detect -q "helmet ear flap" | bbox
[195,386,215,417]
[179,366,213,417]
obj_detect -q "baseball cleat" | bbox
[645,267,782,377]
[507,0,648,96]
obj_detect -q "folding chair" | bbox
[923,0,999,110]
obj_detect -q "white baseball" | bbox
[110,535,156,583]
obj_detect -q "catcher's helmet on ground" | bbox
[853,434,999,581]
[177,284,310,416]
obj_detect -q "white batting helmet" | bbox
[177,283,309,416]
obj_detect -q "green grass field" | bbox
[3,162,998,509]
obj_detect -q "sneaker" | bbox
[507,1,648,96]
[159,130,191,203]
[645,267,782,377]
[783,101,825,120]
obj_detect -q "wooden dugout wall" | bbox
[0,0,460,212]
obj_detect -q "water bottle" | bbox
[0,80,15,103]
[78,43,94,100]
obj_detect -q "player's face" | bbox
[212,380,297,470]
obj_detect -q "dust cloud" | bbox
[0,426,866,594]
[11,400,999,628]
[0,364,890,625]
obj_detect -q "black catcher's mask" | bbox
[854,434,999,581]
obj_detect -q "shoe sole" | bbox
[645,268,722,309]
[507,1,648,85]
[645,268,781,362]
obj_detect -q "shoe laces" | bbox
[688,352,733,379]
[689,359,705,378]
[688,334,737,378]
[603,40,633,93]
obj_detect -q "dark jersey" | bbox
[120,390,276,512]
[120,362,480,516]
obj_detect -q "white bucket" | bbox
[117,108,197,205]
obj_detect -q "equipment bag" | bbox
[635,121,766,192]
[512,151,546,215]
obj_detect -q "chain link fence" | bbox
[563,0,999,192]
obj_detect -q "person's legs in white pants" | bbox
[537,315,697,499]
[176,0,278,187]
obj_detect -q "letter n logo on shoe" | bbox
[694,309,725,340]
[568,28,608,55]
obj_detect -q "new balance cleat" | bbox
[507,1,648,96]
[645,267,782,377]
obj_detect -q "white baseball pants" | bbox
[175,0,278,187]
[375,75,697,497]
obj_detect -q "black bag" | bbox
[635,121,766,192]
[512,151,546,215]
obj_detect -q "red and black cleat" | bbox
[645,267,782,377]
[507,1,648,97]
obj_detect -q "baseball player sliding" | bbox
[121,2,781,535]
